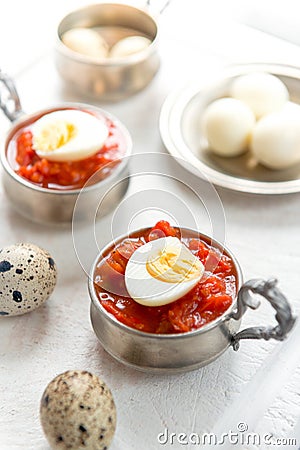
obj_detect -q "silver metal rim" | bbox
[88,226,244,340]
[159,63,300,195]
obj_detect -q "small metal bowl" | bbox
[0,72,131,224]
[89,227,295,373]
[55,3,160,101]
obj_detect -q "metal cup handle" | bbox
[0,71,24,122]
[230,278,296,351]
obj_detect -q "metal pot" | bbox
[0,72,132,224]
[89,227,296,373]
[55,2,161,101]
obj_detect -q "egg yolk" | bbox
[146,244,203,283]
[32,121,77,153]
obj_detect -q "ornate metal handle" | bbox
[0,70,24,122]
[230,278,296,351]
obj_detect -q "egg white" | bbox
[62,27,109,59]
[230,72,289,119]
[203,98,255,157]
[32,109,109,162]
[251,110,300,170]
[109,36,151,58]
[125,236,204,307]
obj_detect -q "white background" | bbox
[1,1,300,449]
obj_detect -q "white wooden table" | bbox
[1,1,300,449]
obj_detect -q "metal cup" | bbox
[0,72,132,224]
[55,3,160,101]
[89,227,296,373]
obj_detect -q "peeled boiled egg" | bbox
[109,36,151,58]
[281,101,300,117]
[251,110,300,170]
[125,236,204,307]
[62,27,109,59]
[203,98,255,157]
[32,109,108,162]
[230,72,289,119]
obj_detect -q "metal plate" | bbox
[159,63,300,194]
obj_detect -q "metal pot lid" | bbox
[159,63,300,195]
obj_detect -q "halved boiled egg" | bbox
[125,236,204,307]
[32,109,109,162]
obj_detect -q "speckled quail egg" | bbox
[203,97,255,156]
[0,243,57,316]
[40,370,116,450]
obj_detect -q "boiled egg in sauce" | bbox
[125,236,204,307]
[32,109,109,162]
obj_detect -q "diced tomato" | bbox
[106,239,144,275]
[147,221,180,241]
[94,224,237,335]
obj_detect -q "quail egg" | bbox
[251,109,300,170]
[109,36,152,58]
[62,28,109,59]
[125,236,204,307]
[281,101,300,117]
[40,370,116,450]
[32,109,109,162]
[0,243,57,316]
[230,72,289,119]
[203,97,255,156]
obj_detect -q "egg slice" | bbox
[109,36,151,58]
[32,110,109,162]
[125,236,204,307]
[230,72,289,119]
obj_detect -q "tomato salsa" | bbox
[6,108,127,190]
[94,221,237,334]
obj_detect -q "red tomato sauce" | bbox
[6,109,127,190]
[94,221,237,334]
